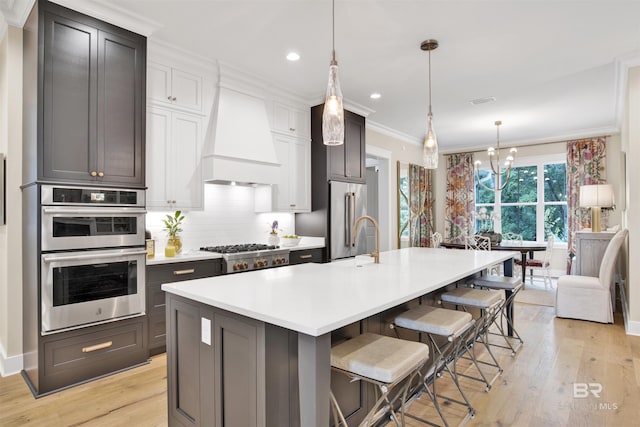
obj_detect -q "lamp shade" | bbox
[579,184,614,208]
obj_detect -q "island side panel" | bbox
[298,332,331,427]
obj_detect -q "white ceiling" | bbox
[49,1,640,151]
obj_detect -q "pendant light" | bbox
[421,39,439,169]
[322,0,344,145]
[474,120,518,192]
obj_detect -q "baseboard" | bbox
[617,281,640,336]
[0,342,23,377]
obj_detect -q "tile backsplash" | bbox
[146,184,295,251]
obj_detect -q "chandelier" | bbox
[421,39,439,169]
[322,0,344,146]
[474,120,517,191]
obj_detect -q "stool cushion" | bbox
[440,287,504,308]
[331,333,429,384]
[474,275,522,290]
[394,306,473,337]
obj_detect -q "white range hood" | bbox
[202,86,280,185]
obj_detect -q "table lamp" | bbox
[579,184,614,232]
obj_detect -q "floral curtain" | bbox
[567,137,607,256]
[444,153,475,243]
[408,164,434,247]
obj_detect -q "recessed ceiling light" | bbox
[370,93,381,99]
[469,96,496,105]
[286,52,300,61]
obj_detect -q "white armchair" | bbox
[555,229,627,323]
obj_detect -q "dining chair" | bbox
[515,235,554,288]
[501,232,523,242]
[431,231,443,248]
[556,229,627,323]
[465,234,491,251]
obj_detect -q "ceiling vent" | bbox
[469,96,496,105]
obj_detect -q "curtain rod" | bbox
[442,134,611,156]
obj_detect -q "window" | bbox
[475,156,567,242]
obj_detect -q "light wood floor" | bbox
[1,293,639,427]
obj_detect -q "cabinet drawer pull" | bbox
[90,171,97,177]
[173,268,195,275]
[98,171,104,177]
[167,95,172,100]
[82,341,113,353]
[299,254,313,259]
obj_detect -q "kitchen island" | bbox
[162,247,517,427]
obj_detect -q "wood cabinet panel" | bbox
[40,317,148,394]
[289,248,324,265]
[39,1,145,186]
[146,259,222,354]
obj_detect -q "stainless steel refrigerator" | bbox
[330,181,368,260]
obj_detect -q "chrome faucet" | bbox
[353,215,380,264]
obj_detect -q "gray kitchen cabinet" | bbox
[35,0,145,187]
[326,108,366,184]
[146,106,204,210]
[289,248,323,265]
[575,231,615,277]
[167,294,265,427]
[146,258,222,355]
[37,316,148,396]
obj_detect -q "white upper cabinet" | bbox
[271,101,310,138]
[261,134,310,213]
[146,106,203,210]
[148,61,203,113]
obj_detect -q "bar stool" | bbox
[330,332,429,427]
[393,305,476,426]
[472,275,524,356]
[439,287,504,391]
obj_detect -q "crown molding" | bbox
[614,50,640,131]
[0,0,34,27]
[49,0,161,36]
[366,120,422,146]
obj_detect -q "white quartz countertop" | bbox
[146,250,223,265]
[288,236,325,251]
[162,247,518,336]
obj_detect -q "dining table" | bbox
[440,239,548,337]
[440,239,548,284]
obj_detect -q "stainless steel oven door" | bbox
[41,206,146,251]
[41,248,146,334]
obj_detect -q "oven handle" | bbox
[42,249,148,263]
[42,207,147,215]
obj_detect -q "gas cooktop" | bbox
[200,243,280,254]
[200,243,289,273]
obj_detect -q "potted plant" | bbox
[268,220,280,245]
[163,210,185,253]
[476,208,502,243]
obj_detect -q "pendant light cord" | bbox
[428,49,432,115]
[331,0,336,64]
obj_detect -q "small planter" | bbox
[479,231,502,244]
[167,236,182,253]
[267,234,280,246]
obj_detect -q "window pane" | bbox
[501,166,538,203]
[475,169,495,204]
[502,205,537,241]
[545,205,567,242]
[544,163,567,202]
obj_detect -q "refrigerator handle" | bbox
[349,192,356,247]
[344,193,351,247]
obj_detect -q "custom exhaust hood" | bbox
[202,86,280,185]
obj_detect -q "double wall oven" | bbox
[40,185,147,334]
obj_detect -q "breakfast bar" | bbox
[162,247,518,427]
